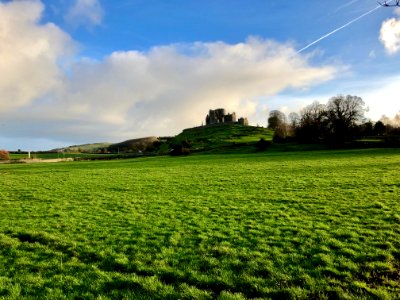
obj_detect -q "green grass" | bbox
[355,139,385,143]
[175,124,273,152]
[1,149,400,299]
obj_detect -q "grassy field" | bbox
[175,124,273,153]
[1,149,400,299]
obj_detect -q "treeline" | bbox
[268,95,400,146]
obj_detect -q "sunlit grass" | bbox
[176,124,273,152]
[1,148,399,299]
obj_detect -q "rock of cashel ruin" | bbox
[205,108,248,126]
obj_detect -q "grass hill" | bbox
[50,125,273,156]
[108,136,158,153]
[52,142,112,153]
[172,124,274,153]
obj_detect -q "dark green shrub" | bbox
[170,140,192,156]
[255,138,271,151]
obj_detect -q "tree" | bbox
[374,120,386,136]
[268,110,287,140]
[359,121,374,136]
[288,112,300,128]
[288,112,300,136]
[0,150,10,160]
[297,101,328,142]
[326,95,366,143]
[268,110,286,130]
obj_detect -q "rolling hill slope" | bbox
[173,124,273,153]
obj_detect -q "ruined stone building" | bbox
[205,108,248,126]
[237,117,249,126]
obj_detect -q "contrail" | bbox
[297,3,389,53]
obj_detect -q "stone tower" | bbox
[206,108,226,125]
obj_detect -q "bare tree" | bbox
[297,101,328,142]
[288,112,300,128]
[300,102,327,124]
[326,95,367,142]
[286,112,298,135]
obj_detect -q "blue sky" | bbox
[1,0,400,150]
[42,1,393,59]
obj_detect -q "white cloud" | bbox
[65,0,104,28]
[361,76,400,122]
[0,1,339,149]
[379,18,400,54]
[42,39,337,141]
[0,0,74,110]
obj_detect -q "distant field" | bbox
[9,153,112,160]
[1,149,400,299]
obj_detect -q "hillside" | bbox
[50,125,273,155]
[173,124,273,153]
[108,136,159,153]
[52,142,112,153]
